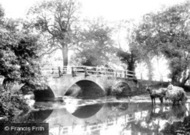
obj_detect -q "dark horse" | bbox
[146,86,166,105]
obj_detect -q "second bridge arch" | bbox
[65,80,105,99]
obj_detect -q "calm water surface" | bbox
[15,96,190,135]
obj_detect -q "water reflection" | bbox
[45,102,150,135]
[14,98,190,135]
[72,104,103,118]
[127,104,188,135]
[14,109,53,123]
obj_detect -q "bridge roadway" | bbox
[34,66,139,101]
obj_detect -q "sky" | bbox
[0,0,187,21]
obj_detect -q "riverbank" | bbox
[130,92,190,104]
[138,79,190,92]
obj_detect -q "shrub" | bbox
[0,86,29,121]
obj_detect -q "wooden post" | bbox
[63,66,66,74]
[84,67,89,77]
[51,68,54,74]
[125,71,127,78]
[96,67,101,77]
[58,67,61,77]
[72,67,76,77]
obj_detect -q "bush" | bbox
[0,87,29,121]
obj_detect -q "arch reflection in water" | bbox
[20,84,55,102]
[29,109,53,122]
[13,100,190,135]
[15,109,53,123]
[47,102,132,135]
[71,104,103,118]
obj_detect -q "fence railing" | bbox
[41,66,136,79]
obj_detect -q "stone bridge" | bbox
[33,66,140,101]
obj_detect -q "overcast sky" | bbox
[0,0,187,21]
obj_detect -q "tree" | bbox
[0,4,4,20]
[28,0,80,67]
[115,20,153,79]
[134,2,190,85]
[74,19,116,66]
[0,15,41,89]
[0,4,41,118]
[117,44,139,73]
[0,32,41,89]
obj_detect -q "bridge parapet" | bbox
[41,66,136,80]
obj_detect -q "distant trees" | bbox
[22,0,190,86]
[74,19,116,66]
[115,21,146,76]
[134,2,190,85]
[28,0,80,67]
[28,0,122,68]
[0,5,4,19]
[117,44,140,72]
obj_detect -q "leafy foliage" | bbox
[115,20,154,78]
[134,2,190,84]
[0,4,43,119]
[117,42,142,72]
[0,88,29,119]
[75,19,116,66]
[28,0,80,66]
[0,28,41,88]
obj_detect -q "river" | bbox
[13,95,190,135]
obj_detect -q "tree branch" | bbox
[39,47,60,57]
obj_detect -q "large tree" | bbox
[74,19,116,66]
[28,0,80,67]
[116,21,153,79]
[135,2,190,85]
[117,43,140,74]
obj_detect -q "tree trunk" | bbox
[181,71,190,86]
[127,60,135,78]
[62,44,68,67]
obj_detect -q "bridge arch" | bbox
[34,86,55,101]
[112,80,132,97]
[65,79,106,99]
[20,84,55,101]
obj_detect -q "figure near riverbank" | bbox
[146,83,187,105]
[146,86,166,105]
[165,84,187,105]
